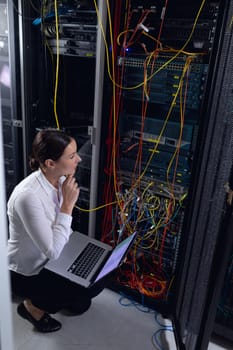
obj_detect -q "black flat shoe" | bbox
[17,303,62,333]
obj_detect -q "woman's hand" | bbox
[60,175,80,215]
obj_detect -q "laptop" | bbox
[45,231,137,288]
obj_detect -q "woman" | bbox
[7,128,101,333]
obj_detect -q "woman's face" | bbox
[54,138,82,176]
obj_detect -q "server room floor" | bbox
[11,288,231,350]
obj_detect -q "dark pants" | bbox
[10,269,105,314]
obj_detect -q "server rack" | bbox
[7,1,233,349]
[97,1,233,349]
[0,0,23,198]
[16,0,106,235]
[99,1,216,312]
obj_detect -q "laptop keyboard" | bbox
[67,242,106,279]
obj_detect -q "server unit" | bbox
[6,0,233,349]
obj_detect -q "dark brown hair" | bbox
[29,128,72,171]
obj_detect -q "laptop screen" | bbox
[93,232,137,283]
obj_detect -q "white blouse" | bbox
[7,169,73,276]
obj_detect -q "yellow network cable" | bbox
[165,275,175,300]
[74,200,118,213]
[40,2,59,128]
[166,57,193,198]
[136,182,154,222]
[137,228,159,250]
[148,195,161,211]
[93,0,113,85]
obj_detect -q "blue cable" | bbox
[118,292,153,313]
[154,312,173,330]
[152,328,174,350]
[118,293,174,349]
